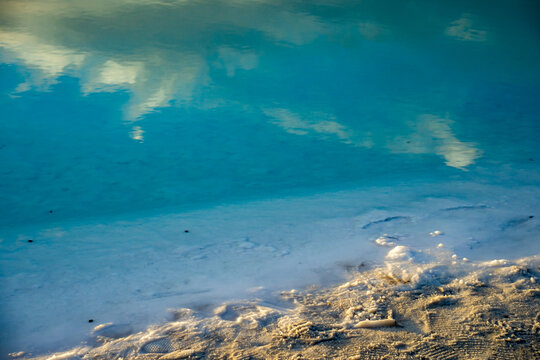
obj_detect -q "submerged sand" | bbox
[14,252,540,360]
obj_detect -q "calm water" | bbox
[2,1,540,355]
[1,0,539,226]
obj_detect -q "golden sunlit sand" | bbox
[17,254,539,359]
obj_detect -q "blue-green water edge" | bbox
[1,0,539,226]
[2,1,540,355]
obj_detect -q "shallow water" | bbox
[1,0,539,227]
[1,0,540,356]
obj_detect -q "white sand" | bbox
[1,181,539,357]
[14,250,540,359]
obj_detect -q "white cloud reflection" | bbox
[0,29,208,120]
[0,30,86,91]
[129,125,145,142]
[390,114,481,169]
[445,15,487,42]
[0,0,320,121]
[254,10,328,45]
[0,0,487,169]
[122,54,209,120]
[263,108,372,148]
[217,47,258,77]
[96,61,139,86]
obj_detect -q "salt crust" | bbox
[16,249,540,360]
[3,182,539,356]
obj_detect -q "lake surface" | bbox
[1,0,539,356]
[1,0,539,228]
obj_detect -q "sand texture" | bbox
[15,254,540,360]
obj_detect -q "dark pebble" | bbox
[88,319,94,323]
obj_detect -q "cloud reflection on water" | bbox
[263,108,373,148]
[2,0,528,169]
[390,115,481,169]
[445,14,488,42]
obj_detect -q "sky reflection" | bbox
[1,0,539,225]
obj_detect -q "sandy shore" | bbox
[14,252,539,360]
[3,184,539,356]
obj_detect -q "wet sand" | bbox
[15,253,540,359]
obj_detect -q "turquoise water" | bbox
[2,1,540,355]
[1,0,539,228]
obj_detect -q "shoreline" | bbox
[15,252,540,359]
[2,182,539,356]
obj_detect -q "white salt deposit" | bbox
[375,234,399,247]
[482,259,509,267]
[1,181,539,356]
[386,246,414,261]
[18,248,540,360]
